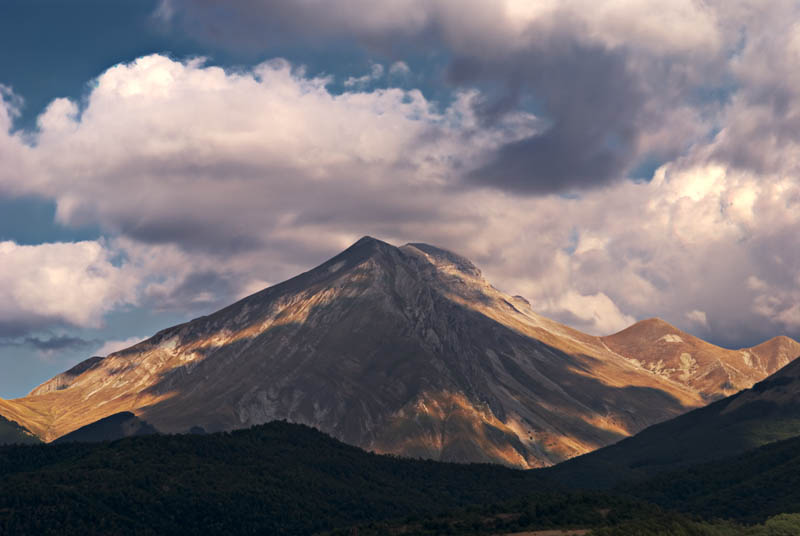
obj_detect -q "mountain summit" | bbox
[603,318,800,399]
[0,238,795,467]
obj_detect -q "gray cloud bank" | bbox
[156,0,733,193]
[0,1,799,348]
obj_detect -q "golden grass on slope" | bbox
[0,398,52,439]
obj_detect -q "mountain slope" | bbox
[0,237,793,467]
[547,355,800,488]
[603,318,800,399]
[0,415,40,445]
[625,432,800,524]
[53,412,159,443]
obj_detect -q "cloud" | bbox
[704,3,800,178]
[1,15,800,348]
[94,336,144,357]
[388,61,410,77]
[154,0,730,194]
[0,241,138,335]
[155,0,722,56]
[24,335,96,352]
[0,334,97,353]
[478,159,800,346]
[545,290,636,336]
[0,56,534,330]
[344,63,384,87]
[686,310,709,330]
[0,86,34,197]
[1,55,534,258]
[457,40,643,193]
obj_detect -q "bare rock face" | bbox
[0,237,796,467]
[602,318,800,400]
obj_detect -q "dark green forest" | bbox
[2,421,800,535]
[0,421,548,535]
[546,384,800,490]
[623,433,800,524]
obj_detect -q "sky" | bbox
[1,0,800,398]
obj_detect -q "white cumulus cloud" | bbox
[0,241,137,334]
[0,11,799,347]
[94,336,145,357]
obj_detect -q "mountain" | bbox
[624,432,800,525]
[570,429,800,535]
[603,318,800,399]
[0,415,39,445]
[0,237,794,466]
[53,412,158,444]
[547,355,800,488]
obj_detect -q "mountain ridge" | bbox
[602,317,800,399]
[547,353,800,488]
[0,237,796,467]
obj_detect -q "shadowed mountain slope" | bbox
[623,432,800,525]
[603,318,800,399]
[0,415,40,445]
[0,237,795,466]
[547,355,800,488]
[53,412,159,444]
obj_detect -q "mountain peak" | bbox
[401,242,482,278]
[338,235,396,260]
[602,316,800,400]
[750,335,800,352]
[264,236,399,292]
[630,317,680,332]
[604,317,688,344]
[326,237,483,280]
[352,235,391,247]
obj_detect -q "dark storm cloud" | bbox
[24,335,97,352]
[123,218,264,255]
[156,0,430,48]
[144,270,240,313]
[0,334,97,352]
[3,0,798,354]
[156,1,648,194]
[451,41,643,193]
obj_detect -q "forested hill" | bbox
[623,432,800,524]
[4,420,800,535]
[0,421,545,535]
[546,356,800,488]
